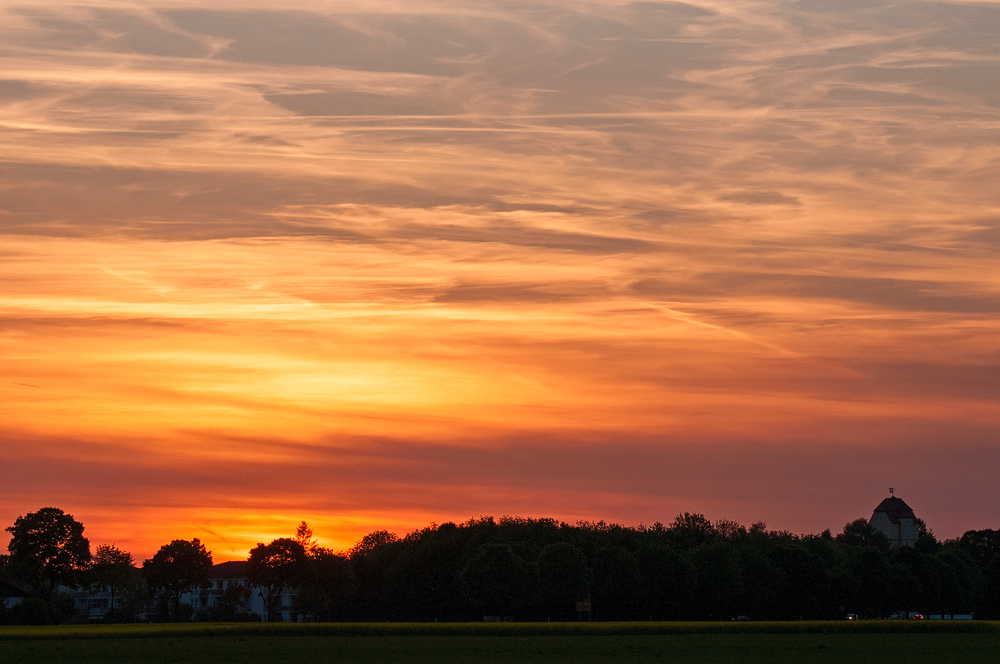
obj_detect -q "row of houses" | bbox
[3,560,300,622]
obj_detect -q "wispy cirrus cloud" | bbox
[1,0,999,556]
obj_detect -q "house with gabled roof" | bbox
[869,494,919,548]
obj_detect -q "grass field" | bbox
[2,622,998,664]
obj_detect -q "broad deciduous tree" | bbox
[591,546,643,620]
[836,518,891,552]
[295,547,352,622]
[537,542,589,620]
[5,507,91,600]
[89,544,136,621]
[247,538,308,622]
[460,543,533,618]
[142,538,212,619]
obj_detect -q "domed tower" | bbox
[869,491,919,548]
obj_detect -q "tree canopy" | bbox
[142,538,212,619]
[5,507,91,600]
[4,509,1000,624]
[247,538,308,622]
[89,544,136,621]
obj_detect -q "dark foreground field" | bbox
[2,623,998,664]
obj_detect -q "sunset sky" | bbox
[2,0,999,561]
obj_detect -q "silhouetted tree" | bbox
[382,524,471,621]
[934,548,979,614]
[689,541,742,620]
[847,546,890,617]
[714,519,748,541]
[669,513,716,548]
[913,519,940,553]
[976,552,1000,619]
[294,521,318,553]
[959,529,1000,570]
[295,547,352,621]
[836,518,891,553]
[350,530,403,621]
[460,543,533,618]
[739,546,782,619]
[592,546,643,620]
[349,530,399,557]
[538,542,589,620]
[247,538,308,622]
[638,543,693,620]
[770,543,831,619]
[14,510,986,624]
[143,539,212,620]
[5,507,91,601]
[89,544,135,622]
[886,558,922,617]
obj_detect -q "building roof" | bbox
[208,560,248,579]
[0,576,28,598]
[872,496,916,524]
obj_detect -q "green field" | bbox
[2,623,998,664]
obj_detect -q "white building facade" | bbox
[869,495,920,548]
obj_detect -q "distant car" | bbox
[846,614,858,620]
[911,614,924,620]
[734,615,749,621]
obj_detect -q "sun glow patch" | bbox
[1,0,999,557]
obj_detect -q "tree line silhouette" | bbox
[3,507,1000,624]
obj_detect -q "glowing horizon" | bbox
[2,0,999,562]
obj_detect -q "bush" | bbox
[175,602,194,622]
[5,593,75,625]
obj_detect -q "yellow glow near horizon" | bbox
[2,0,1000,556]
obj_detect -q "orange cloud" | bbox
[1,0,999,557]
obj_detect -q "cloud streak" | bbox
[1,0,999,557]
